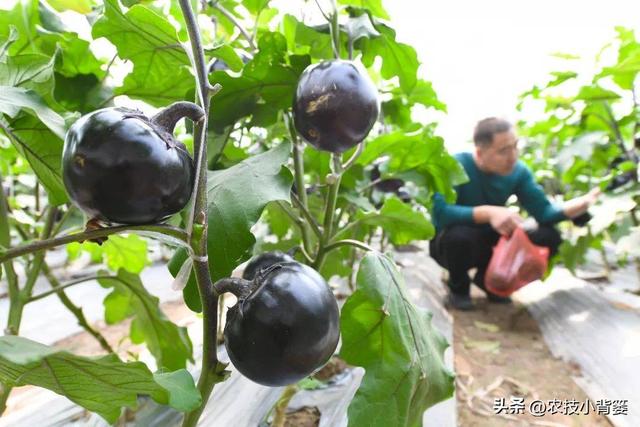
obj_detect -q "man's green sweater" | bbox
[433,152,566,231]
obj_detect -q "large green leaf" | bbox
[169,142,293,311]
[209,32,307,131]
[340,252,454,427]
[206,141,293,280]
[338,0,389,19]
[0,25,18,59]
[0,0,38,56]
[98,269,193,371]
[358,127,466,202]
[47,0,94,14]
[102,234,149,274]
[0,52,57,103]
[358,22,418,93]
[357,197,435,245]
[0,86,65,138]
[3,114,68,205]
[92,0,193,106]
[0,335,200,424]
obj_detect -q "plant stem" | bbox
[5,207,57,336]
[28,274,119,303]
[42,265,114,353]
[314,154,343,269]
[329,0,340,59]
[288,114,315,256]
[0,224,189,264]
[271,384,299,427]
[0,173,17,416]
[290,193,322,238]
[211,2,257,51]
[179,0,226,425]
[323,239,375,254]
[0,172,19,302]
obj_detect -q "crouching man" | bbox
[430,117,599,310]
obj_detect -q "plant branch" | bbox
[0,224,189,264]
[601,102,633,159]
[329,0,340,59]
[313,0,331,22]
[4,207,57,337]
[28,274,118,303]
[211,2,257,51]
[343,142,364,170]
[313,154,343,269]
[179,1,226,425]
[42,265,115,353]
[21,207,57,299]
[287,113,315,256]
[323,239,375,254]
[290,192,322,238]
[0,172,19,301]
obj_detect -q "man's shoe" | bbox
[447,293,475,311]
[487,293,512,304]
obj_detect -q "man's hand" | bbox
[474,205,524,236]
[564,187,601,219]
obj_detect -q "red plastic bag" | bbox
[484,227,550,297]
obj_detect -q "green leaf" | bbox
[243,0,269,15]
[98,269,193,371]
[92,0,193,106]
[153,369,202,412]
[0,52,57,101]
[357,197,434,245]
[0,335,200,424]
[0,0,38,56]
[103,234,149,274]
[2,114,68,205]
[209,33,306,131]
[338,0,389,19]
[47,0,94,14]
[575,85,621,101]
[358,127,466,202]
[408,80,447,111]
[206,142,293,280]
[206,44,244,72]
[358,23,418,93]
[340,253,454,427]
[53,73,113,114]
[284,15,334,59]
[0,25,18,59]
[0,86,65,138]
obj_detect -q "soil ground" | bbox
[453,287,612,427]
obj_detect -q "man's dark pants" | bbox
[429,225,562,296]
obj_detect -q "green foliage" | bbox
[0,335,200,423]
[92,0,193,106]
[98,269,194,371]
[357,197,435,245]
[0,0,463,422]
[340,252,455,427]
[518,26,640,271]
[206,142,293,279]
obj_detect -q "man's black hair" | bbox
[473,117,513,147]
